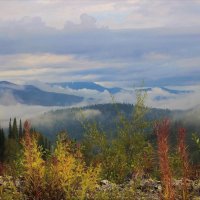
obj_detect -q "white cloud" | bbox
[75,109,101,120]
[144,52,170,61]
[0,1,199,89]
[0,104,61,128]
[0,91,18,106]
[0,0,200,30]
[146,85,200,110]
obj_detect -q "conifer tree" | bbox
[19,119,23,139]
[8,118,12,139]
[12,118,18,139]
[5,118,20,163]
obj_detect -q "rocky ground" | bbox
[0,176,200,199]
[98,178,200,200]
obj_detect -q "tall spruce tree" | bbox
[8,118,12,139]
[5,119,21,163]
[19,119,23,139]
[12,118,18,139]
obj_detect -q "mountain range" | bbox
[0,81,199,143]
[48,82,121,94]
[0,81,83,106]
[0,81,194,107]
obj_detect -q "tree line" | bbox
[0,118,51,162]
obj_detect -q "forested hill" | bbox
[31,103,175,140]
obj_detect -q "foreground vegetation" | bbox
[0,92,199,199]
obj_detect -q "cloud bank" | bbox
[0,0,199,86]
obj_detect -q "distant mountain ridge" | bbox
[0,81,195,108]
[32,103,174,140]
[139,87,193,95]
[30,101,200,138]
[0,81,83,106]
[48,82,122,94]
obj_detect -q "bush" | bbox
[21,121,45,200]
[83,91,154,183]
[45,132,100,200]
[155,119,175,200]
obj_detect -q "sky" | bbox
[0,0,200,87]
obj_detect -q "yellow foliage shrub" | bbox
[21,121,45,200]
[20,123,100,200]
[46,133,100,200]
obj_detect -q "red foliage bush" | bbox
[155,119,175,200]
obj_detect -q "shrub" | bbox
[155,119,175,200]
[46,132,100,200]
[83,91,154,183]
[21,120,45,200]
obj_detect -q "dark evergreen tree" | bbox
[19,119,23,139]
[5,118,21,163]
[8,118,12,139]
[12,118,18,139]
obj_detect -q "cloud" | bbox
[1,82,200,128]
[0,0,137,29]
[146,85,200,110]
[64,14,98,31]
[0,14,199,85]
[75,109,101,120]
[0,1,200,86]
[1,0,200,30]
[0,91,18,106]
[105,0,200,30]
[143,52,170,61]
[0,104,59,128]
